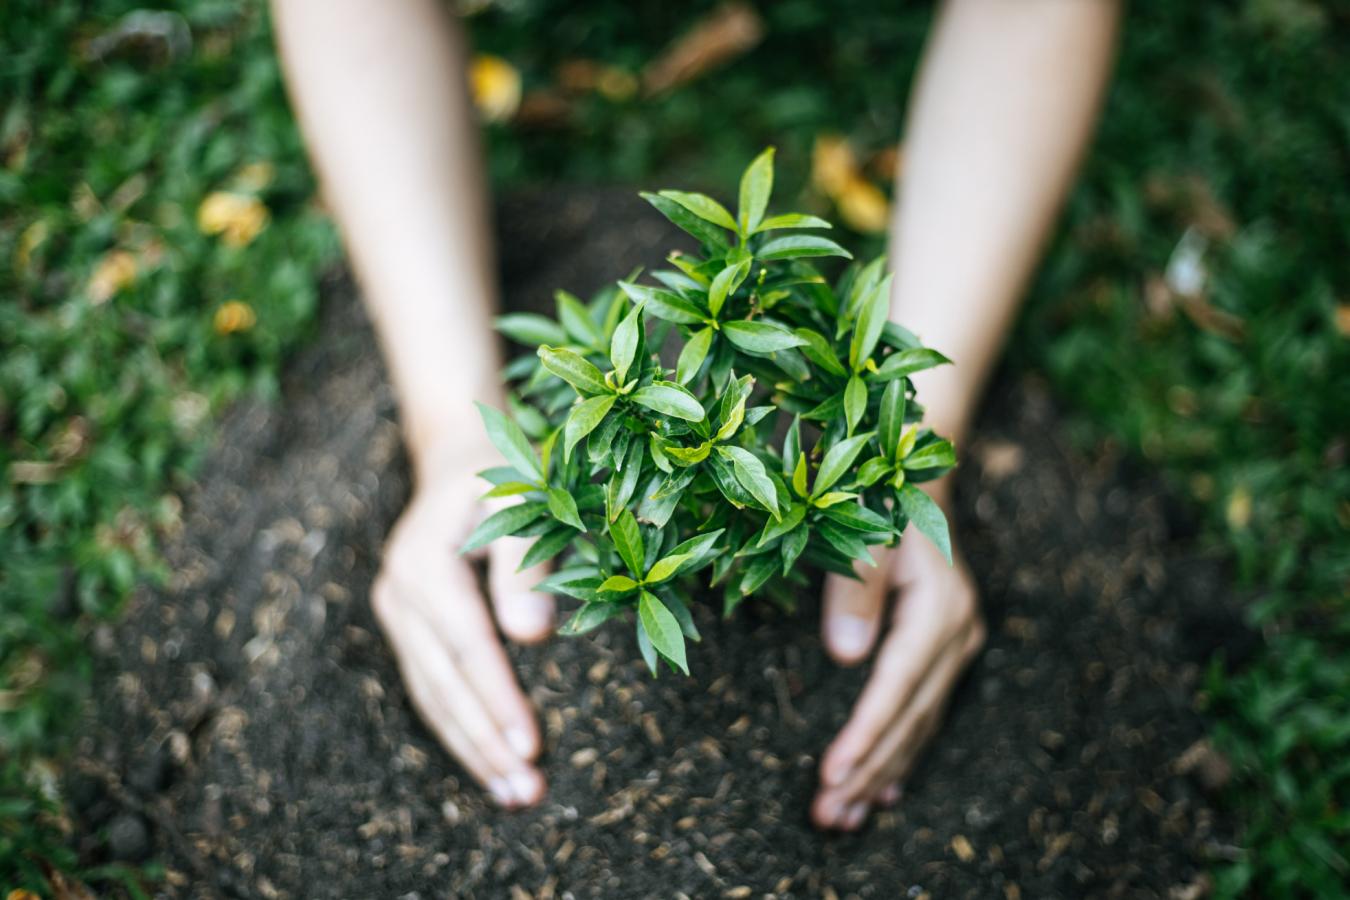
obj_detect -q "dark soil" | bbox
[71,190,1246,899]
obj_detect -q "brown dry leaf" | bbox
[88,249,137,303]
[8,890,42,900]
[197,191,269,247]
[557,59,638,101]
[642,2,764,97]
[868,143,903,182]
[835,175,890,233]
[469,54,522,123]
[214,299,257,336]
[515,90,573,128]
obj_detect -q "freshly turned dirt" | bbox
[70,190,1247,899]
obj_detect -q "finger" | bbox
[818,607,955,787]
[488,534,556,644]
[821,557,890,665]
[401,599,545,806]
[877,783,902,807]
[829,635,969,805]
[427,560,544,762]
[375,583,531,804]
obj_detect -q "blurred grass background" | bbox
[2,0,1346,894]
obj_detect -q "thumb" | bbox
[821,553,891,666]
[488,534,556,644]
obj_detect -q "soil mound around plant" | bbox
[71,189,1243,898]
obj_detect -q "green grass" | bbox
[2,0,1346,894]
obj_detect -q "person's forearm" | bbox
[272,0,497,480]
[891,0,1120,459]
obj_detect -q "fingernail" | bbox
[508,769,540,805]
[489,777,514,807]
[505,726,535,759]
[507,593,553,634]
[817,794,846,827]
[842,801,868,830]
[829,614,871,658]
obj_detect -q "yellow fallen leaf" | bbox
[811,134,858,197]
[213,299,257,335]
[469,54,522,123]
[1226,484,1252,530]
[88,250,137,304]
[197,191,269,247]
[8,889,41,900]
[835,175,890,234]
[15,220,48,275]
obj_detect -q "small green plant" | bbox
[467,148,955,675]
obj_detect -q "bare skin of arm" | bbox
[813,0,1120,829]
[272,0,551,808]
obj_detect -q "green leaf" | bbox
[640,191,730,249]
[676,326,714,385]
[813,491,859,508]
[631,381,705,422]
[738,552,779,596]
[903,439,957,470]
[547,487,586,531]
[738,146,775,235]
[781,526,809,573]
[475,402,543,483]
[482,481,536,499]
[610,509,644,576]
[822,502,893,532]
[792,327,848,376]
[722,320,806,353]
[658,189,739,232]
[538,346,610,396]
[494,313,567,346]
[461,501,548,553]
[813,432,875,497]
[849,272,893,371]
[855,455,893,487]
[878,379,905,460]
[563,394,617,462]
[636,614,660,675]
[708,258,752,318]
[599,574,639,592]
[718,446,780,518]
[559,601,625,636]
[757,235,853,261]
[753,212,832,233]
[756,502,807,546]
[556,290,605,348]
[665,529,725,566]
[618,281,706,325]
[792,451,809,497]
[610,304,643,383]
[869,347,953,382]
[782,417,802,477]
[519,526,575,570]
[645,552,694,585]
[898,483,952,564]
[639,590,689,674]
[663,440,712,465]
[844,374,867,436]
[817,520,879,567]
[659,594,701,641]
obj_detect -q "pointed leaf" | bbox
[849,272,893,371]
[738,146,775,234]
[475,402,542,483]
[495,313,567,346]
[753,212,832,233]
[519,526,575,570]
[610,509,644,576]
[563,394,617,461]
[658,189,739,232]
[793,327,848,376]
[722,320,806,353]
[844,374,867,436]
[639,590,689,674]
[641,191,730,249]
[903,439,957,470]
[631,382,705,422]
[559,601,624,636]
[898,483,952,564]
[757,235,853,261]
[610,304,643,383]
[869,347,953,382]
[645,553,694,585]
[618,281,705,324]
[547,487,585,531]
[461,501,548,553]
[538,346,610,396]
[556,290,604,348]
[718,446,780,518]
[599,574,639,592]
[878,379,905,460]
[813,432,875,497]
[709,258,752,318]
[676,326,714,385]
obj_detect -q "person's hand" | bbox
[371,443,555,808]
[811,495,984,830]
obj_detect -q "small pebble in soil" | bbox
[107,812,150,861]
